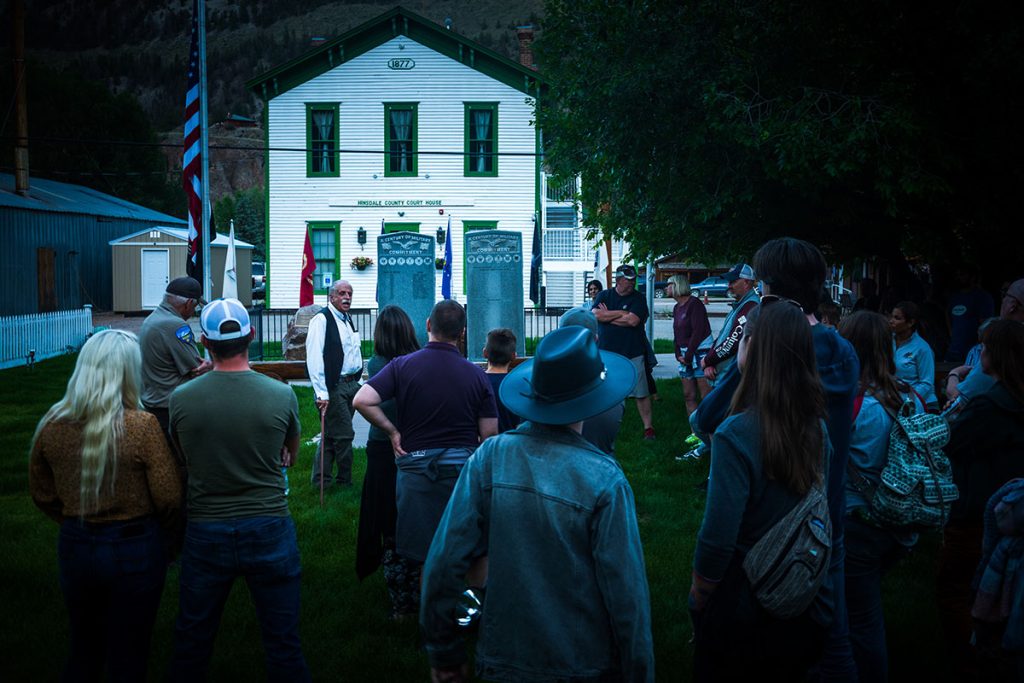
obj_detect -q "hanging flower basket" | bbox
[435,258,446,270]
[351,256,374,271]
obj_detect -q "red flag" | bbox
[300,230,316,306]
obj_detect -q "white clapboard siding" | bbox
[0,306,93,370]
[545,272,586,308]
[267,36,537,308]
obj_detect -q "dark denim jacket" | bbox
[421,421,654,682]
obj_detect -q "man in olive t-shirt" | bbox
[168,298,310,682]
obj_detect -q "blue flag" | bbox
[529,214,542,304]
[441,216,453,299]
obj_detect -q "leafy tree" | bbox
[536,0,1024,278]
[0,58,182,217]
[215,187,265,260]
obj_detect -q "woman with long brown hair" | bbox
[690,302,832,680]
[356,305,421,620]
[838,310,925,681]
[29,329,182,681]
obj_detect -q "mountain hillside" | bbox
[12,1,544,131]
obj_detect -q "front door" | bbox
[141,249,169,309]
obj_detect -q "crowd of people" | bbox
[25,240,1024,681]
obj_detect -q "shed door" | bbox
[37,247,57,312]
[141,249,169,309]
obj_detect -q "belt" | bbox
[341,371,362,382]
[78,516,154,537]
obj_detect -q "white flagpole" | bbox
[198,0,212,303]
[223,218,238,299]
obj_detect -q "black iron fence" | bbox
[246,305,575,360]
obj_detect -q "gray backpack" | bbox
[743,429,832,619]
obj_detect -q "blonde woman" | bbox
[667,274,713,416]
[29,329,182,682]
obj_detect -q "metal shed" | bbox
[0,173,188,315]
[109,227,254,311]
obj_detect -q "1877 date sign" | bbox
[387,58,415,70]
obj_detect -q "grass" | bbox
[1,354,952,681]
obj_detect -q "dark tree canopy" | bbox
[536,0,1023,276]
[1,59,181,217]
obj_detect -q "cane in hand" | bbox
[319,405,326,508]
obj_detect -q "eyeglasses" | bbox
[760,294,804,310]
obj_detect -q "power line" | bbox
[1,134,545,157]
[0,165,175,177]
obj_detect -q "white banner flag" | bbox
[223,219,238,299]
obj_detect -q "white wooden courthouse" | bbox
[246,7,601,310]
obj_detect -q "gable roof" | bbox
[109,226,254,248]
[246,6,545,101]
[0,173,187,224]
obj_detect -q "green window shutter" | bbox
[384,102,418,177]
[462,220,499,293]
[464,102,499,177]
[306,103,340,178]
[383,222,421,233]
[308,221,340,293]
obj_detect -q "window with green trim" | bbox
[306,103,339,177]
[462,220,498,293]
[465,103,498,176]
[383,222,420,233]
[308,222,339,293]
[385,103,418,177]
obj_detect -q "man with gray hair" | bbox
[139,276,211,440]
[306,279,363,488]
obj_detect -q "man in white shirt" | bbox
[306,280,363,487]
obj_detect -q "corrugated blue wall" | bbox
[1,209,178,315]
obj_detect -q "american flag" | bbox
[183,0,208,281]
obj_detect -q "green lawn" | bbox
[0,354,950,681]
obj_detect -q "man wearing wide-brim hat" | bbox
[420,326,655,683]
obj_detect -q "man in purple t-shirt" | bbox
[353,300,498,605]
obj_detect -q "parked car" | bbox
[691,275,731,298]
[252,262,266,299]
[636,274,669,298]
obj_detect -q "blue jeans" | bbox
[816,537,859,682]
[58,517,167,683]
[170,516,310,682]
[844,516,910,682]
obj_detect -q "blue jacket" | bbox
[845,389,924,551]
[421,421,654,682]
[893,331,938,407]
[811,324,860,548]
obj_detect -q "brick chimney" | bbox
[516,25,536,71]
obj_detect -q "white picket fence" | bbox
[0,306,94,370]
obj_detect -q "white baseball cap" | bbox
[200,298,252,340]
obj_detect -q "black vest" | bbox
[320,307,355,393]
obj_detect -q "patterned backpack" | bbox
[850,395,958,529]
